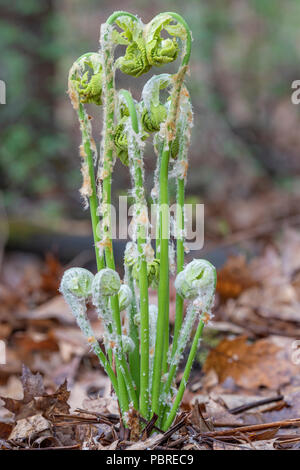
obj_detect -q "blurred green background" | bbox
[1,0,300,259]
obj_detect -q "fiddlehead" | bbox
[67,53,104,270]
[98,13,141,419]
[92,268,138,411]
[59,268,118,392]
[71,55,103,106]
[140,74,171,134]
[118,284,133,311]
[150,15,193,415]
[68,53,103,108]
[91,268,121,336]
[113,13,188,77]
[92,268,121,297]
[162,260,216,429]
[114,100,148,167]
[144,13,184,67]
[113,16,149,77]
[114,116,130,166]
[175,259,216,301]
[167,82,194,362]
[132,257,160,289]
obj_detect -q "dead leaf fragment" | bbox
[8,415,50,442]
[204,336,299,390]
[217,255,257,300]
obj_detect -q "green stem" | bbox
[100,14,140,417]
[162,320,204,430]
[91,339,119,395]
[119,89,150,419]
[106,11,138,25]
[172,178,185,355]
[127,267,140,397]
[151,17,192,419]
[138,250,150,419]
[151,146,170,416]
[77,104,104,271]
[160,302,197,423]
[150,13,192,419]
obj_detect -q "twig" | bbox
[199,418,300,437]
[228,395,284,415]
[75,408,119,423]
[141,413,159,439]
[139,414,164,434]
[152,413,188,448]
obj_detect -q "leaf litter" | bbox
[1,230,300,449]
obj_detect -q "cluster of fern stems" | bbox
[60,10,216,432]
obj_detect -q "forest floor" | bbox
[1,190,300,450]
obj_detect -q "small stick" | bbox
[228,395,284,415]
[199,418,300,437]
[141,413,159,439]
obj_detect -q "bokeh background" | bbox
[1,0,300,266]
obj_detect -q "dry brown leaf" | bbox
[68,370,110,410]
[8,415,50,442]
[13,332,59,357]
[40,254,63,295]
[204,396,243,425]
[1,366,70,420]
[217,255,257,300]
[203,336,299,390]
[126,433,164,450]
[0,422,13,439]
[21,365,44,403]
[82,396,119,416]
[21,295,75,324]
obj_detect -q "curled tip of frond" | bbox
[124,241,139,267]
[112,17,149,77]
[140,74,171,134]
[175,259,216,301]
[92,268,121,297]
[68,53,103,107]
[133,258,160,289]
[114,97,148,165]
[141,104,167,133]
[112,13,188,77]
[114,116,129,166]
[122,335,135,353]
[170,133,180,159]
[145,14,180,67]
[60,267,94,299]
[118,284,133,311]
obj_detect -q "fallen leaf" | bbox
[1,367,70,420]
[21,295,75,324]
[8,415,50,442]
[82,396,119,416]
[203,336,300,390]
[21,365,44,404]
[217,255,257,300]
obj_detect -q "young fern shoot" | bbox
[68,53,104,271]
[61,11,217,431]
